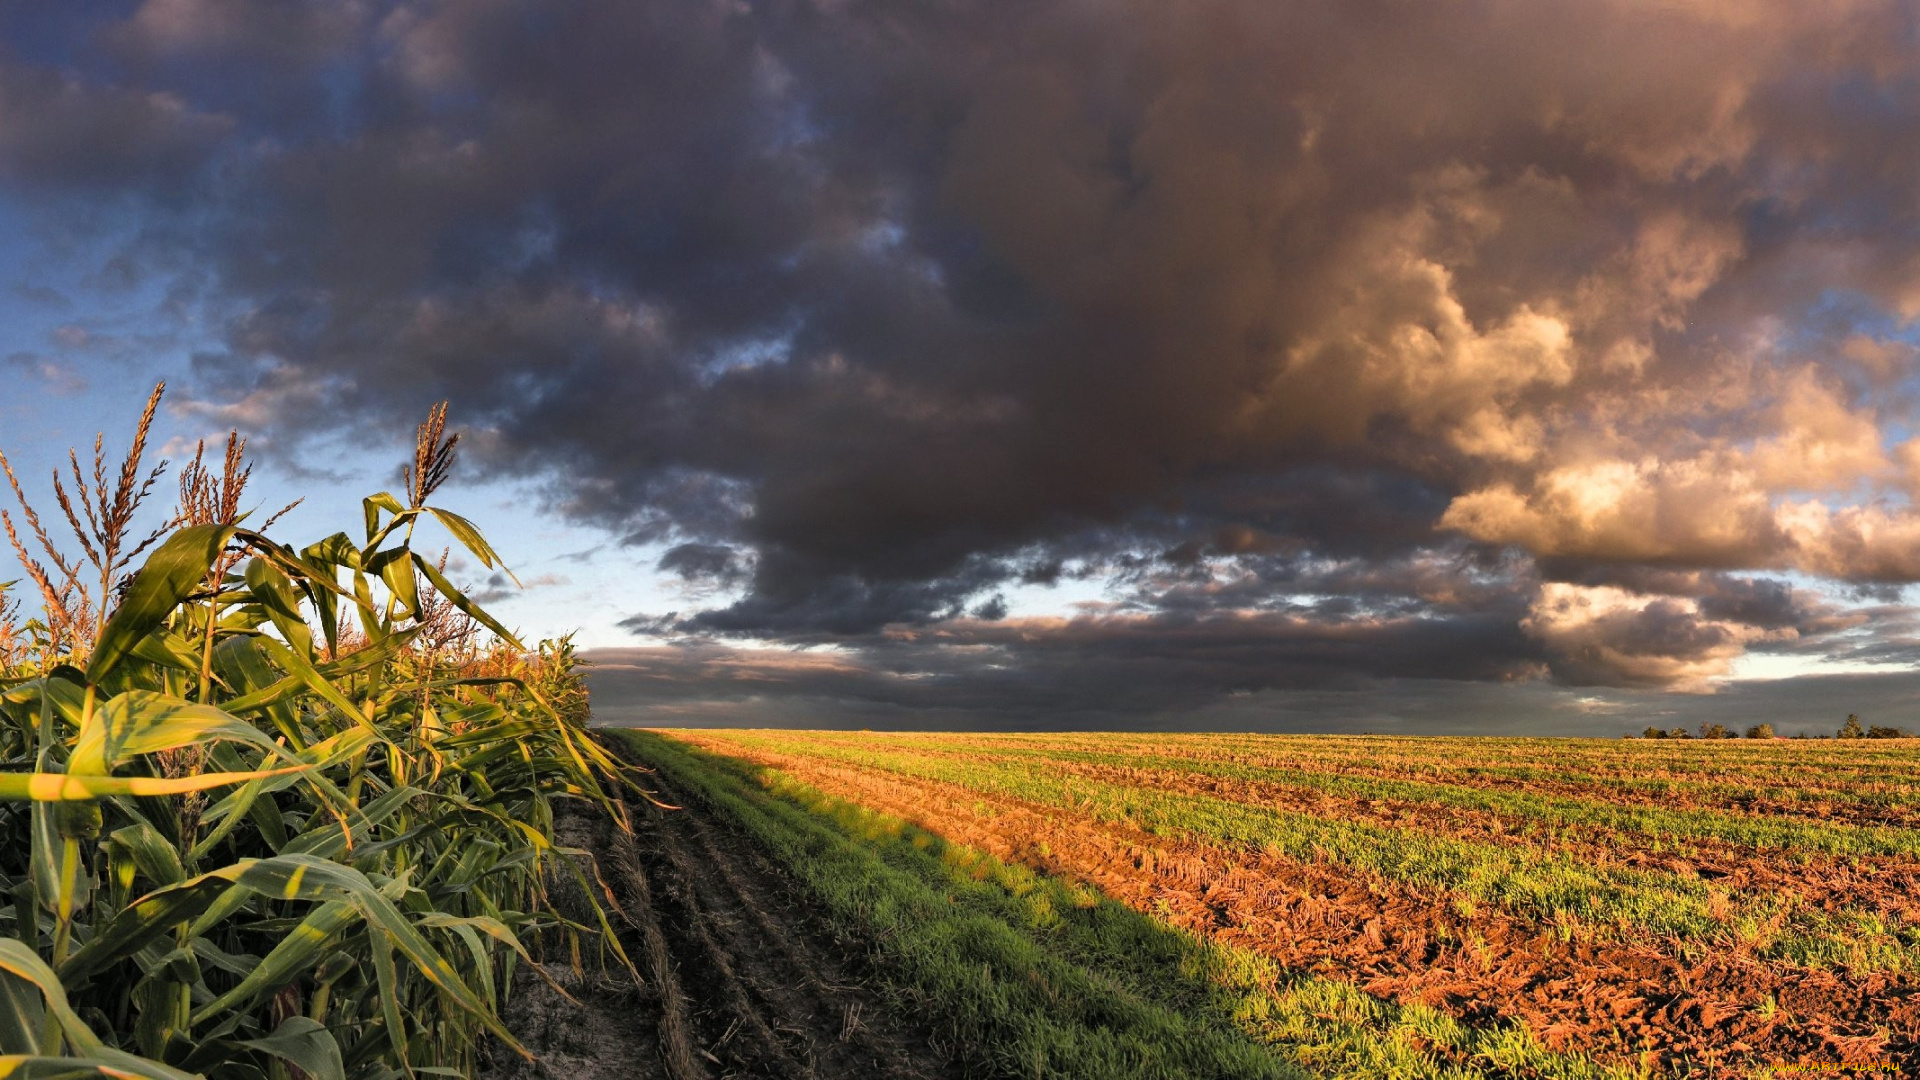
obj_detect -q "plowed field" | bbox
[628,730,1919,1079]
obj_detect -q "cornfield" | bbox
[0,386,630,1079]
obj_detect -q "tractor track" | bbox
[481,757,961,1080]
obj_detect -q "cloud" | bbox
[466,571,567,605]
[1522,583,1789,691]
[0,61,228,195]
[3,352,87,396]
[12,0,1920,708]
[9,283,71,309]
[657,542,749,593]
[589,600,1542,726]
[109,0,362,64]
[580,648,1920,735]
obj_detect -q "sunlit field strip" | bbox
[897,731,1920,789]
[834,731,1920,819]
[851,738,1920,857]
[1148,734,1920,791]
[706,732,1920,975]
[625,731,1644,1080]
[898,731,1920,794]
[1161,743,1920,815]
[740,730,1920,857]
[941,752,1920,974]
[869,745,1920,917]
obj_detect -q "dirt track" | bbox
[479,765,961,1080]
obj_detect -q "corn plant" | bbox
[0,392,632,1078]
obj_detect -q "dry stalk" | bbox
[404,401,459,510]
[174,430,303,534]
[51,381,170,642]
[0,451,89,659]
[415,548,483,666]
[0,587,25,676]
[0,382,173,657]
[327,617,370,663]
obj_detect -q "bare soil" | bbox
[479,763,963,1080]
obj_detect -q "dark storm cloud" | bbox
[587,601,1542,727]
[13,0,1920,710]
[583,654,1920,736]
[0,60,228,194]
[657,543,749,590]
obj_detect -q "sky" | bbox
[3,0,1920,735]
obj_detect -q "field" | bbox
[611,728,1920,1079]
[7,390,1914,1080]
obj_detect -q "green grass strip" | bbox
[906,740,1920,858]
[943,732,1920,804]
[1152,734,1920,801]
[864,731,1920,819]
[621,731,1648,1080]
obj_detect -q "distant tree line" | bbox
[1631,715,1913,740]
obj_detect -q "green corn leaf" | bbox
[245,792,288,852]
[61,883,227,984]
[252,640,376,740]
[0,966,43,1054]
[367,547,420,621]
[237,533,356,655]
[186,938,257,979]
[0,680,86,735]
[66,855,386,985]
[89,525,237,685]
[434,718,545,749]
[367,932,408,1067]
[0,1054,202,1078]
[25,799,66,923]
[302,532,361,571]
[0,941,198,1078]
[424,508,516,582]
[243,560,313,662]
[192,901,358,1022]
[127,631,205,677]
[76,853,521,1054]
[411,555,522,651]
[362,492,405,544]
[280,786,416,861]
[0,768,307,802]
[104,824,185,890]
[348,571,384,644]
[232,532,355,602]
[237,1017,345,1080]
[430,920,497,1005]
[190,731,375,860]
[210,637,302,744]
[341,890,525,1053]
[318,625,417,678]
[416,912,529,964]
[69,691,284,776]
